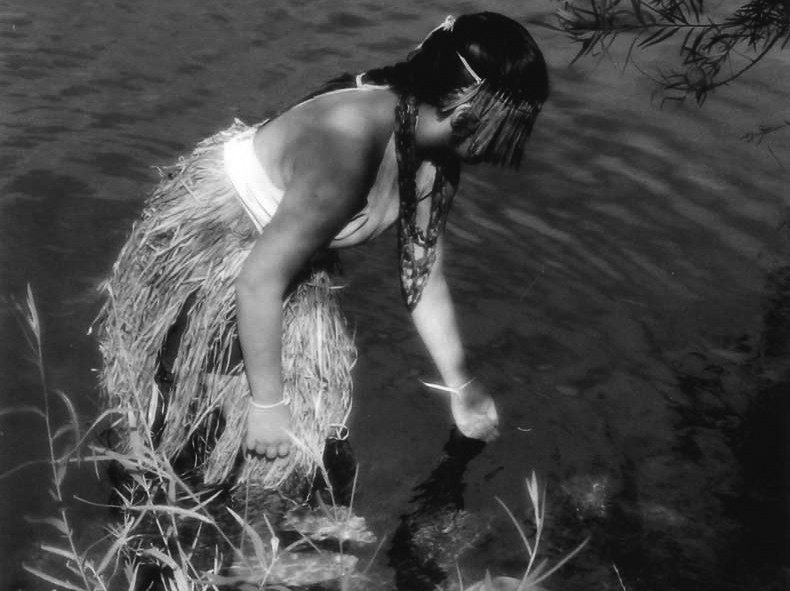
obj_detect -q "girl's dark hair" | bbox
[298,12,549,110]
[365,12,549,108]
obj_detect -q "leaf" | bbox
[142,547,180,570]
[55,389,82,441]
[528,538,591,588]
[96,526,134,576]
[54,461,68,487]
[25,515,69,535]
[226,507,271,567]
[124,504,214,525]
[0,405,46,420]
[170,568,191,591]
[23,565,84,591]
[142,549,191,591]
[40,543,79,561]
[52,424,76,444]
[126,562,140,590]
[25,284,41,338]
[495,497,534,560]
[167,471,177,504]
[0,459,48,481]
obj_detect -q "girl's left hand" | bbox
[451,379,499,442]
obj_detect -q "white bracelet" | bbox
[249,395,289,410]
[421,377,475,395]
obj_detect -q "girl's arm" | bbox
[409,239,470,388]
[236,147,369,459]
[410,238,500,441]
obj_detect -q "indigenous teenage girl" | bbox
[98,12,549,487]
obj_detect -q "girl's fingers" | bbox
[248,438,289,459]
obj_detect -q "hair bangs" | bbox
[465,84,542,168]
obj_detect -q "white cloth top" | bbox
[223,86,438,248]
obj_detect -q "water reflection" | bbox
[389,429,487,591]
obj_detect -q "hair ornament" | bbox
[416,15,455,49]
[440,15,455,31]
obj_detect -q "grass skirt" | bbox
[96,121,356,489]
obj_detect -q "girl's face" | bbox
[448,105,484,163]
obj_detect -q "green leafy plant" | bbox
[545,0,790,104]
[462,472,589,591]
[12,285,109,590]
[6,288,587,591]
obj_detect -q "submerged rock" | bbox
[283,505,377,544]
[220,550,358,587]
[561,474,610,520]
[465,574,546,591]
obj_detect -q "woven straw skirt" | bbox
[96,121,356,489]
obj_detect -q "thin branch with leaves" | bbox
[544,0,790,103]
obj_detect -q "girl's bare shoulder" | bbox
[269,89,397,185]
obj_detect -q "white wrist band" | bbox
[421,377,475,395]
[249,395,289,410]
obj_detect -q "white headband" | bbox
[416,15,485,86]
[456,51,483,84]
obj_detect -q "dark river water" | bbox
[1,0,788,589]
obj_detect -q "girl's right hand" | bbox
[245,402,292,459]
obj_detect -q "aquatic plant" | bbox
[10,285,111,591]
[7,285,370,591]
[462,472,589,591]
[7,287,586,591]
[546,0,790,105]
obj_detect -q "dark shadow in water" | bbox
[584,265,790,591]
[388,428,486,591]
[727,263,790,591]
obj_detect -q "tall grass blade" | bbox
[55,389,82,440]
[120,503,215,525]
[525,537,590,588]
[495,497,534,559]
[0,459,49,481]
[0,406,46,419]
[96,521,138,576]
[226,506,271,567]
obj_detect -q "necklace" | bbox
[394,95,456,311]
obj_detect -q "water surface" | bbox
[1,0,788,589]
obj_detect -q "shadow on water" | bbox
[551,263,790,591]
[388,429,487,591]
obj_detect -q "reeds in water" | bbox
[6,287,587,591]
[9,285,372,591]
[462,472,589,591]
